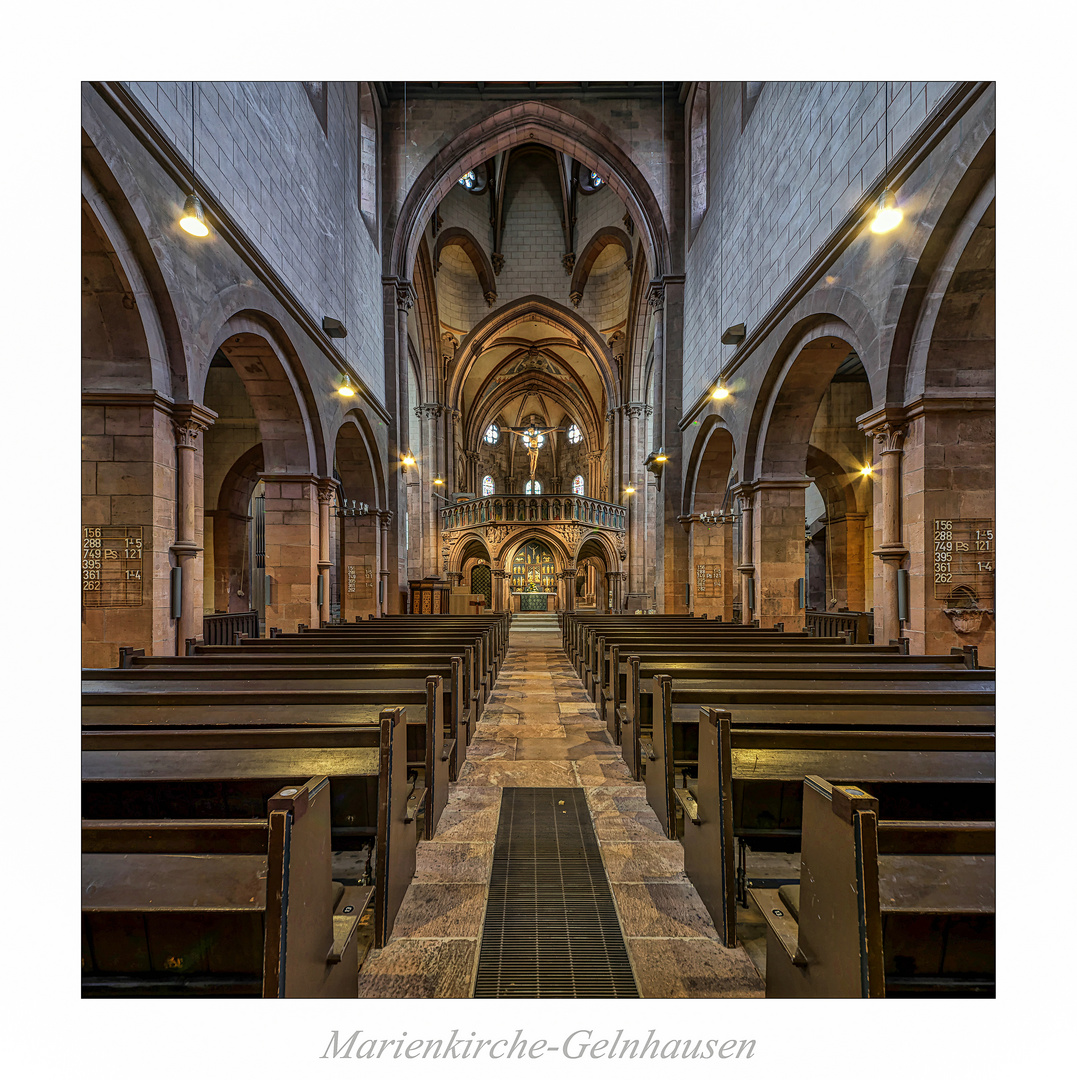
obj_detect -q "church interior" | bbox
[77,77,999,1011]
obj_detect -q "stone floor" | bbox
[354,623,764,998]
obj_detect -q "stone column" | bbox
[491,568,509,613]
[649,277,689,612]
[624,402,649,602]
[606,570,626,612]
[382,279,415,613]
[864,418,908,644]
[736,485,755,624]
[417,402,443,575]
[172,405,214,650]
[377,509,393,616]
[558,568,577,612]
[828,510,868,612]
[261,474,320,632]
[753,479,810,630]
[317,479,335,626]
[465,450,481,496]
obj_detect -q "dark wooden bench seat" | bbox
[85,668,452,839]
[150,645,480,739]
[751,776,994,997]
[599,644,975,739]
[82,707,414,949]
[626,663,994,778]
[82,776,366,997]
[259,628,496,714]
[672,707,995,946]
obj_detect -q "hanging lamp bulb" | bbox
[870,189,902,234]
[179,193,209,237]
[337,372,356,397]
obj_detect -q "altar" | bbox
[512,591,556,613]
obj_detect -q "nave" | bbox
[352,616,764,998]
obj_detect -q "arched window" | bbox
[484,423,500,445]
[572,474,585,495]
[566,423,582,444]
[482,475,494,497]
[589,171,603,187]
[524,480,542,494]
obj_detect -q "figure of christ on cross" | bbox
[505,417,568,484]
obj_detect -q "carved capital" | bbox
[395,282,415,311]
[871,423,907,454]
[622,212,634,236]
[491,251,505,275]
[465,450,481,464]
[483,290,497,307]
[625,403,647,421]
[492,569,508,580]
[317,480,337,505]
[569,290,583,308]
[416,402,443,421]
[171,402,215,448]
[647,281,665,311]
[562,251,576,274]
[377,509,394,528]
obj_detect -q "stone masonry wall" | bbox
[683,81,955,409]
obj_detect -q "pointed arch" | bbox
[569,226,633,304]
[389,100,672,283]
[434,226,498,304]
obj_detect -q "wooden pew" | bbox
[82,776,366,997]
[626,662,995,781]
[751,776,994,997]
[676,706,995,947]
[598,642,973,740]
[105,658,460,826]
[87,667,452,840]
[263,626,496,717]
[82,706,415,949]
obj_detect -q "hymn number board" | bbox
[83,525,144,607]
[932,518,994,601]
[696,564,722,597]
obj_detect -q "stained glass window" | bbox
[572,474,584,495]
[524,480,542,494]
[482,475,494,496]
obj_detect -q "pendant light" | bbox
[179,83,210,237]
[870,82,902,234]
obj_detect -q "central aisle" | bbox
[355,619,764,998]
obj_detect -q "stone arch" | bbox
[81,138,188,399]
[573,529,622,568]
[883,123,996,403]
[905,184,995,401]
[500,530,573,573]
[434,226,498,304]
[199,308,322,476]
[211,443,264,613]
[742,311,875,482]
[389,100,672,283]
[447,295,619,411]
[683,416,735,517]
[449,531,494,576]
[334,414,381,508]
[569,226,633,305]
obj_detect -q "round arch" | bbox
[81,141,188,400]
[198,306,323,476]
[448,532,494,576]
[389,100,673,283]
[682,416,736,517]
[741,313,875,482]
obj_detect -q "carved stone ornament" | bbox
[562,252,576,275]
[554,522,589,549]
[569,290,583,308]
[942,606,991,634]
[483,524,515,549]
[440,331,458,363]
[647,282,665,311]
[483,290,497,307]
[395,283,415,311]
[491,252,505,275]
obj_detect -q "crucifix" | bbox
[505,416,567,485]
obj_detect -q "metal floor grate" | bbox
[474,788,639,997]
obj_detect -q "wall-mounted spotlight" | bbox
[712,378,730,401]
[644,447,668,477]
[322,317,348,338]
[433,475,445,486]
[859,464,874,477]
[720,322,746,346]
[624,485,636,495]
[401,451,416,467]
[337,372,356,397]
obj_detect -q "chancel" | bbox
[81,80,995,1000]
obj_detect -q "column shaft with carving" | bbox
[865,418,908,643]
[736,485,755,623]
[317,480,335,626]
[172,404,214,650]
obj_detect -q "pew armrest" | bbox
[442,737,456,763]
[405,785,428,824]
[639,737,656,762]
[327,914,360,964]
[673,786,701,826]
[750,887,806,966]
